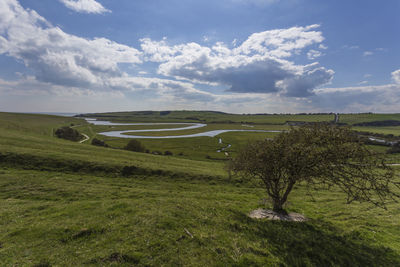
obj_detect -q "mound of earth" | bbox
[249,209,307,222]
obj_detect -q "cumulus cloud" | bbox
[319,44,328,50]
[0,76,124,98]
[141,25,334,97]
[307,49,322,60]
[5,0,399,113]
[59,0,110,14]
[0,0,140,90]
[392,69,400,84]
[312,83,400,113]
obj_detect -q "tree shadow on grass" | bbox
[231,211,400,266]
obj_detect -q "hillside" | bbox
[0,112,399,266]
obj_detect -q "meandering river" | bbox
[86,119,281,139]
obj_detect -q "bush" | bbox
[91,138,108,147]
[231,124,397,213]
[124,139,145,152]
[387,142,400,154]
[55,126,83,141]
[164,151,173,156]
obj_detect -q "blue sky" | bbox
[0,0,399,113]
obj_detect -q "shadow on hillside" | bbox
[231,211,400,266]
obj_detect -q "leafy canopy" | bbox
[231,124,399,213]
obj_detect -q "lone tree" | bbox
[231,124,399,214]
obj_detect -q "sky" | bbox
[0,0,399,113]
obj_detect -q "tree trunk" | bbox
[272,199,288,215]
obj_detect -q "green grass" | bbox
[0,112,86,136]
[81,110,335,124]
[0,168,399,266]
[1,111,400,265]
[0,113,227,177]
[339,113,400,125]
[353,126,400,136]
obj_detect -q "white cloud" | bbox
[59,0,110,14]
[232,38,237,47]
[3,0,400,113]
[392,69,400,84]
[358,81,368,85]
[342,45,359,50]
[312,83,400,113]
[363,74,372,78]
[319,44,328,50]
[0,0,140,90]
[141,25,333,97]
[307,49,322,60]
[0,76,124,98]
[363,51,373,56]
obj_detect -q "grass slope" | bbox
[0,112,399,266]
[0,113,226,177]
[0,169,399,266]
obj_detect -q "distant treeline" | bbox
[353,120,400,127]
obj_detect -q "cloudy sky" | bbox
[0,0,399,113]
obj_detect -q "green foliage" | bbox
[232,124,399,213]
[54,126,83,141]
[91,138,108,147]
[164,150,173,156]
[124,139,145,152]
[388,142,400,154]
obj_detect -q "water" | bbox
[100,129,280,139]
[86,118,281,139]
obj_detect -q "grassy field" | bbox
[1,111,400,266]
[79,110,336,124]
[74,111,400,161]
[0,113,226,177]
[1,168,399,266]
[339,113,400,125]
[353,126,400,136]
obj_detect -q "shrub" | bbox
[164,150,173,156]
[387,142,400,154]
[231,124,398,214]
[54,126,83,141]
[124,139,145,152]
[91,138,108,147]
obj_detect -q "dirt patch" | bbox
[249,209,307,222]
